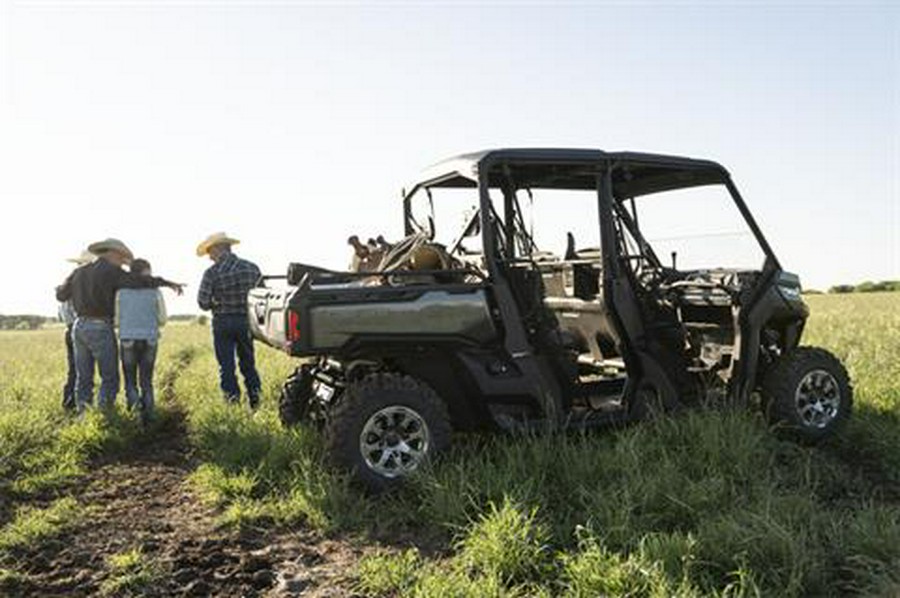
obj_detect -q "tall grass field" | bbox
[1,293,898,596]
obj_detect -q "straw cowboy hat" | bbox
[66,249,95,265]
[87,238,134,262]
[196,232,240,257]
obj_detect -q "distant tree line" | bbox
[826,280,900,294]
[0,315,55,330]
[1,314,209,331]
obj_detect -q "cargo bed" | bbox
[248,265,497,357]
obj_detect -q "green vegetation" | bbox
[100,548,160,596]
[0,498,82,552]
[1,293,898,595]
[828,280,899,294]
[351,407,900,596]
[177,345,365,530]
[0,566,29,593]
[0,315,53,331]
[0,329,181,499]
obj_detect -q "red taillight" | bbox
[287,310,301,342]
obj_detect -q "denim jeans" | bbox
[121,339,158,418]
[212,314,261,407]
[72,318,118,412]
[63,325,84,412]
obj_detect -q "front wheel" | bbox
[326,373,451,491]
[761,347,853,443]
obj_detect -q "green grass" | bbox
[182,388,365,530]
[1,294,899,595]
[457,498,553,585]
[356,548,423,596]
[0,329,186,503]
[0,323,198,561]
[99,547,160,596]
[354,293,900,596]
[0,566,29,593]
[0,497,82,553]
[353,411,900,596]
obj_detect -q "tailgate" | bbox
[248,286,293,350]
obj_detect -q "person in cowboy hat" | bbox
[196,232,262,409]
[60,249,95,412]
[55,238,184,414]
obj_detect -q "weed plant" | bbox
[99,547,160,596]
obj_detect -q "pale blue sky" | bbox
[0,1,897,315]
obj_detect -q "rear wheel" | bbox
[326,373,451,491]
[762,347,852,442]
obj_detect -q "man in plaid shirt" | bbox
[196,232,263,409]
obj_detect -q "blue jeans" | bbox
[212,314,261,406]
[121,339,158,418]
[63,325,82,411]
[72,318,118,412]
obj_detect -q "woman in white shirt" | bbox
[115,258,167,422]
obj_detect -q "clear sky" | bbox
[1,1,897,316]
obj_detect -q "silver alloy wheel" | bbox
[794,369,841,429]
[359,405,431,478]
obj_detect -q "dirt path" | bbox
[5,408,364,597]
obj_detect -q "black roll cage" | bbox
[399,151,783,416]
[402,150,780,275]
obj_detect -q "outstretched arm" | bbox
[112,267,183,295]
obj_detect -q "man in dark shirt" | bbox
[196,232,262,409]
[56,238,183,413]
[59,249,94,412]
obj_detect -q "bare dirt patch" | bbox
[1,410,364,597]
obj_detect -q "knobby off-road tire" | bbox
[279,365,314,427]
[762,346,853,443]
[326,373,451,491]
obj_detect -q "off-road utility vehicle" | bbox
[249,148,852,489]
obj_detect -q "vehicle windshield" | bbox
[624,184,766,271]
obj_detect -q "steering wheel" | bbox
[637,266,665,290]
